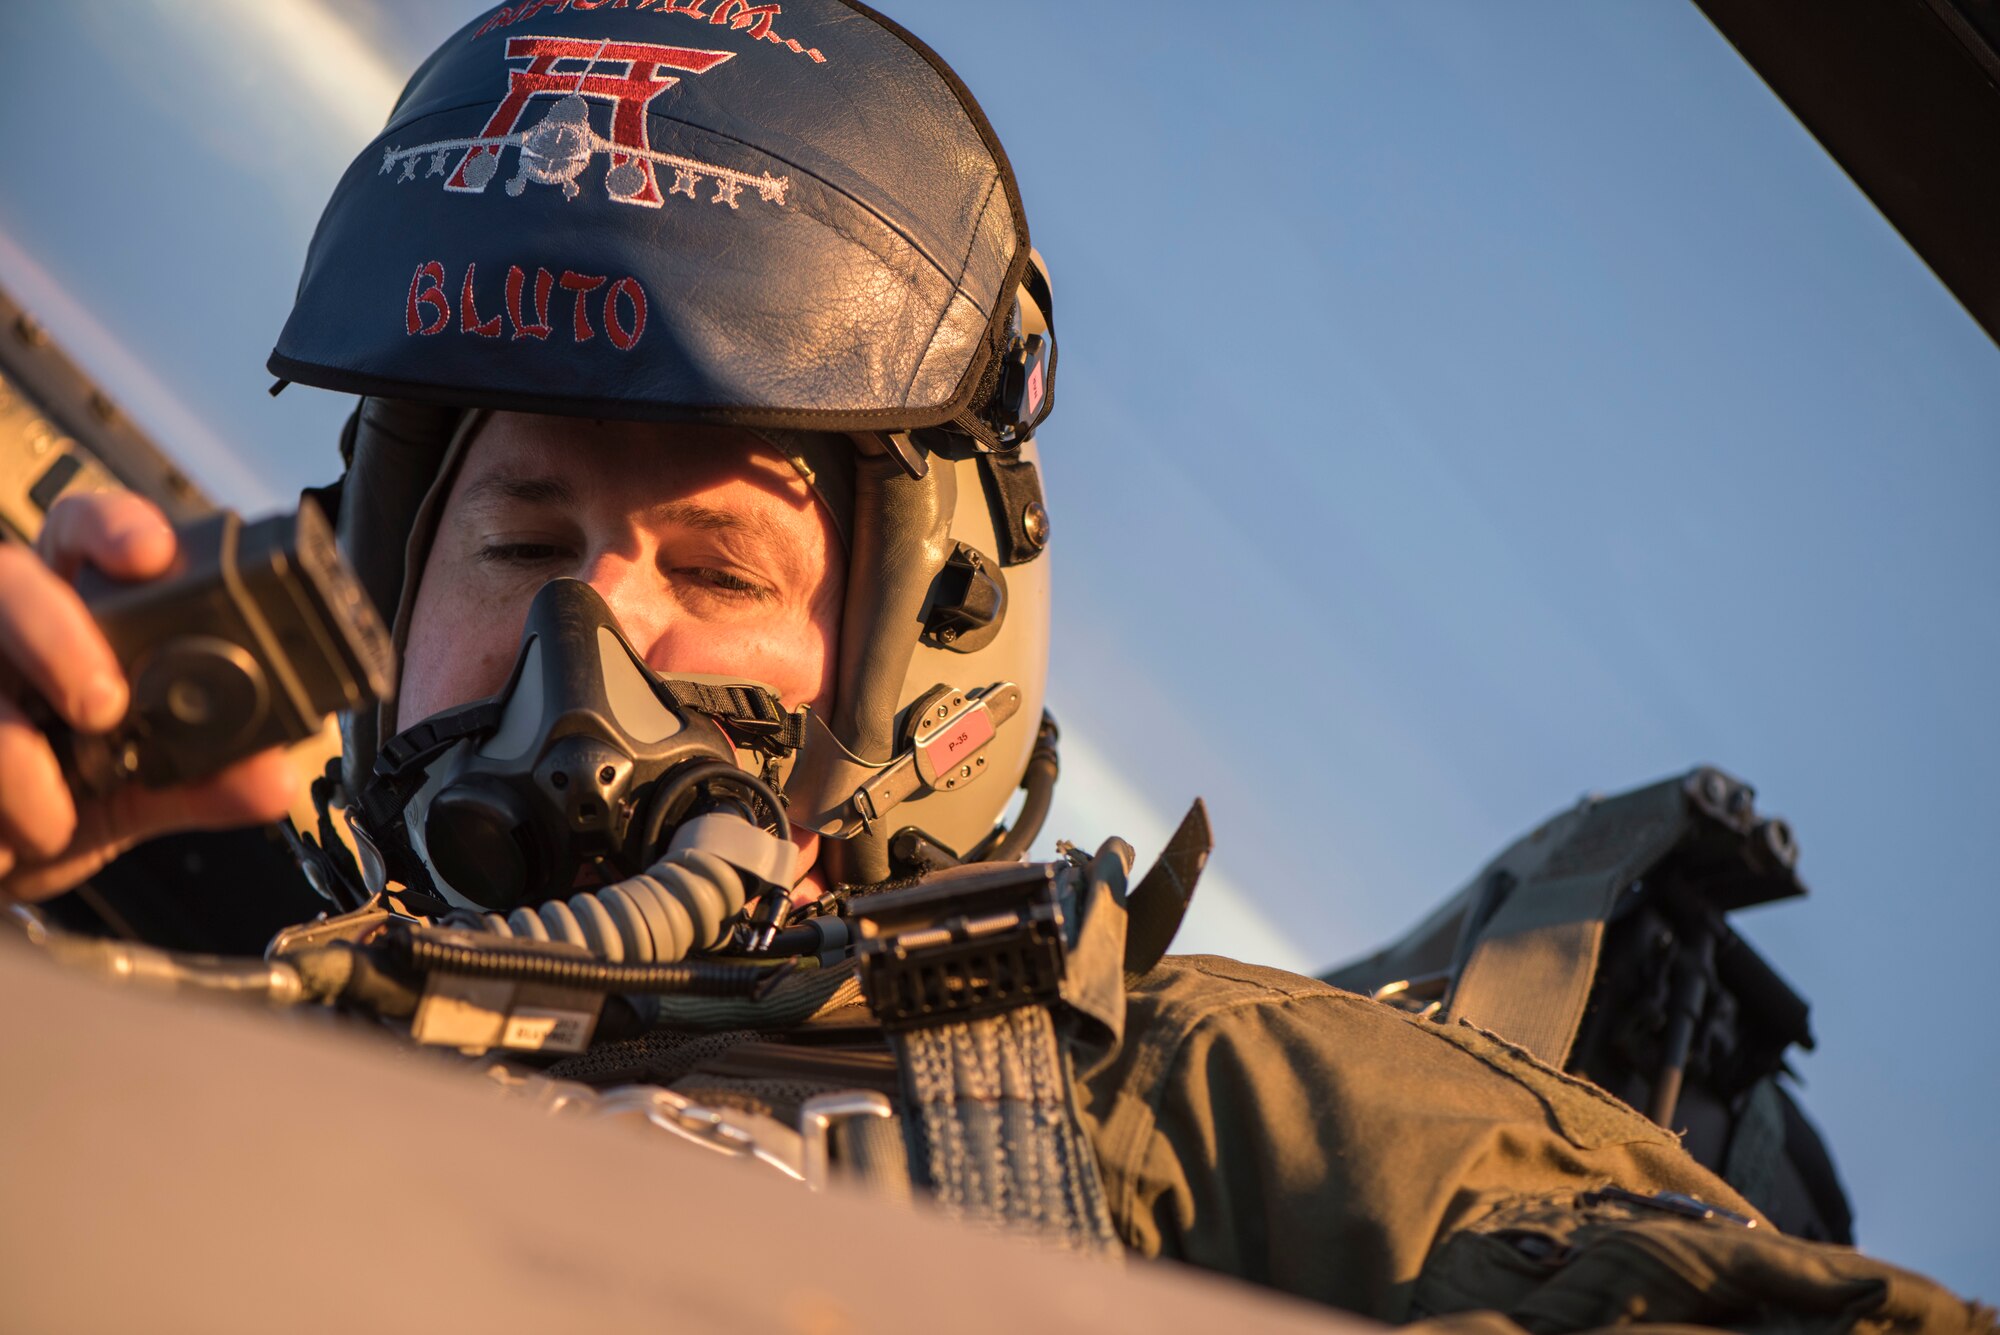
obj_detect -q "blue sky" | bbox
[1,0,1993,1293]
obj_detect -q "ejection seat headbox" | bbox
[270,0,1060,889]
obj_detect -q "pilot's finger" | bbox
[108,746,301,847]
[0,692,79,862]
[1,748,300,905]
[0,543,128,733]
[36,490,176,582]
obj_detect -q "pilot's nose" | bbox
[573,552,670,652]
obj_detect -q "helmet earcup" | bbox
[890,441,1051,861]
[817,436,1051,887]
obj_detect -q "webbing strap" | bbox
[373,700,501,778]
[1444,778,1690,1067]
[894,1005,1118,1253]
[361,700,501,832]
[355,700,504,897]
[1446,900,1608,1067]
[1123,800,1210,987]
[660,680,806,755]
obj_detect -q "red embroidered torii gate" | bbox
[447,35,735,208]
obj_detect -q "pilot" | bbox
[0,3,1987,1330]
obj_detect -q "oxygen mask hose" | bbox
[464,763,800,965]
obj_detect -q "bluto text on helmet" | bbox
[405,260,648,350]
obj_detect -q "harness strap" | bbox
[892,1004,1117,1252]
[1443,774,1700,1067]
[1123,800,1211,987]
[852,851,1138,1254]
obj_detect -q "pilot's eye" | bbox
[477,543,565,565]
[677,566,772,601]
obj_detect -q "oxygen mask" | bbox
[363,578,801,957]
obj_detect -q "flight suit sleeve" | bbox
[1079,955,1993,1334]
[1407,1191,1995,1335]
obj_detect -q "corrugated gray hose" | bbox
[458,848,750,964]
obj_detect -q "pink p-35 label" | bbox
[918,705,995,778]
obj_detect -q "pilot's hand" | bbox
[0,492,298,902]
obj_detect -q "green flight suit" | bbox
[1080,954,1993,1333]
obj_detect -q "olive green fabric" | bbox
[1412,1190,1993,1334]
[1079,955,1992,1332]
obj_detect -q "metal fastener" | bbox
[1021,500,1050,550]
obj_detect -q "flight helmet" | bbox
[271,0,1058,891]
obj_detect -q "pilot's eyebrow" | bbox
[654,500,756,534]
[652,500,806,569]
[458,472,575,509]
[455,476,808,571]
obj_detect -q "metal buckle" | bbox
[479,1063,900,1194]
[594,1086,806,1182]
[479,1061,806,1182]
[798,1091,896,1192]
[722,685,784,734]
[850,862,1069,1032]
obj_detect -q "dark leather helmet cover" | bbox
[270,0,1029,430]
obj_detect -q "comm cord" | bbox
[383,922,790,998]
[981,711,1060,865]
